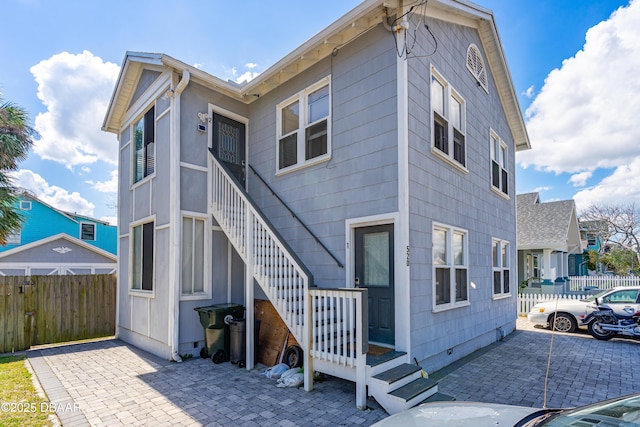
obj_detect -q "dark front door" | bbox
[212,114,246,187]
[355,224,394,345]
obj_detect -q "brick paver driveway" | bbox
[27,318,640,426]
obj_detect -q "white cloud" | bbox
[100,215,117,226]
[533,186,552,193]
[30,50,120,169]
[518,0,640,178]
[226,63,261,84]
[568,171,592,187]
[86,169,118,193]
[522,85,535,98]
[10,170,95,216]
[573,159,640,213]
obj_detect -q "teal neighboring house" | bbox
[0,192,117,276]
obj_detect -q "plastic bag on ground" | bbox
[276,368,304,388]
[262,363,290,379]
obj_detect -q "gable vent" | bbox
[466,44,488,92]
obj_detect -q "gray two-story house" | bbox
[103,0,530,413]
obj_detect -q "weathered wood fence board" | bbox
[0,274,116,353]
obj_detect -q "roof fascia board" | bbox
[159,55,245,101]
[121,69,173,127]
[103,52,165,133]
[23,194,78,224]
[477,20,530,151]
[242,0,390,96]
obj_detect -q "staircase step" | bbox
[373,363,421,385]
[389,377,438,402]
[367,350,406,368]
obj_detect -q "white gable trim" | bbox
[0,233,117,261]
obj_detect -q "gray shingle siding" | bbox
[407,17,517,367]
[247,25,398,288]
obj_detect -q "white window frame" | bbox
[80,222,96,241]
[490,129,509,198]
[129,217,155,297]
[466,44,488,93]
[276,76,331,174]
[433,222,469,311]
[132,105,156,186]
[430,66,467,172]
[492,238,511,298]
[180,213,211,300]
[20,200,32,210]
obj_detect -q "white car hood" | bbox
[373,402,543,426]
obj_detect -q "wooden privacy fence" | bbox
[0,274,116,353]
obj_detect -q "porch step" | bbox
[368,363,438,415]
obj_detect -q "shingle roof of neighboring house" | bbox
[517,192,582,253]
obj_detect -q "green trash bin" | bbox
[194,304,244,362]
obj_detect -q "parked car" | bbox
[527,286,640,333]
[371,393,640,426]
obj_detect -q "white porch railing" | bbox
[518,293,589,315]
[310,288,368,408]
[567,275,640,292]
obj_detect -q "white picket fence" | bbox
[518,293,589,315]
[567,275,640,292]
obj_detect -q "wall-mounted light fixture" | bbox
[197,112,210,133]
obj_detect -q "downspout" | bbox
[168,70,190,362]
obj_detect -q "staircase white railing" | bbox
[210,154,311,355]
[210,153,368,405]
[310,287,368,408]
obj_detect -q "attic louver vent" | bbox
[466,44,488,93]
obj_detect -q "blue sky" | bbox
[1,0,637,224]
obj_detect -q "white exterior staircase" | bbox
[209,153,439,413]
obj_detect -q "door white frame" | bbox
[345,212,405,348]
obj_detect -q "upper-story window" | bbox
[276,76,331,173]
[433,223,469,310]
[431,67,466,168]
[490,130,508,196]
[133,106,155,183]
[20,200,32,210]
[80,223,96,241]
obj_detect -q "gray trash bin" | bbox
[228,318,261,365]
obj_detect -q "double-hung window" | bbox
[431,67,466,168]
[277,77,331,172]
[433,223,469,310]
[134,106,155,183]
[490,130,508,196]
[131,221,154,292]
[181,216,205,296]
[493,239,510,296]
